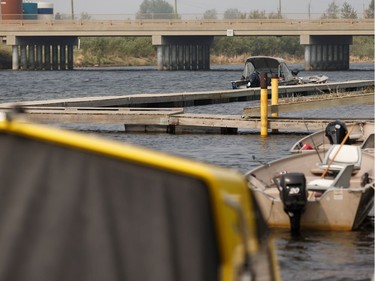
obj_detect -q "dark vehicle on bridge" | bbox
[231,56,328,89]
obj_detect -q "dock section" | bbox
[243,92,374,116]
[2,80,373,108]
[2,107,372,134]
[1,80,373,134]
[10,107,184,125]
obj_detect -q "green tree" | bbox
[136,0,175,19]
[87,38,108,65]
[79,37,155,66]
[212,36,303,58]
[80,12,91,20]
[321,1,340,19]
[203,9,218,19]
[341,2,357,19]
[247,10,267,19]
[364,0,374,18]
[268,12,283,19]
[351,36,374,59]
[55,13,71,20]
[223,8,246,19]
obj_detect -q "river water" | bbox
[1,63,374,280]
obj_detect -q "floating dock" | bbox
[1,80,373,134]
[1,107,372,134]
[243,92,374,116]
[2,80,373,108]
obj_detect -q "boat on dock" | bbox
[231,56,328,89]
[245,122,374,233]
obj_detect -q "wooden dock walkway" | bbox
[1,80,373,108]
[2,106,372,134]
[0,80,373,134]
[243,92,374,116]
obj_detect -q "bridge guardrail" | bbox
[0,19,373,36]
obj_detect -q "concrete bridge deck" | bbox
[1,19,373,37]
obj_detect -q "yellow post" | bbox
[271,73,279,133]
[260,72,268,136]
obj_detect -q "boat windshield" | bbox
[242,58,294,81]
[242,62,255,80]
[279,62,294,81]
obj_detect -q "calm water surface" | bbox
[1,63,374,280]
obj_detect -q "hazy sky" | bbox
[46,0,370,18]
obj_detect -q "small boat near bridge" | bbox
[231,56,328,89]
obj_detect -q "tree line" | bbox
[134,0,374,20]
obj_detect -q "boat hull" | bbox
[247,146,374,231]
[252,186,374,231]
[289,122,374,153]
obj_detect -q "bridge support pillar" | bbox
[44,45,51,70]
[153,35,213,70]
[52,45,58,70]
[300,35,352,71]
[36,45,43,70]
[60,45,66,70]
[12,45,19,70]
[28,45,35,70]
[67,45,74,70]
[6,36,78,70]
[20,45,27,70]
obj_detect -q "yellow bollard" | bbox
[271,74,279,133]
[260,72,268,136]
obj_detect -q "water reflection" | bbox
[273,217,374,281]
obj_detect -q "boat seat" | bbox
[308,164,354,191]
[317,144,362,172]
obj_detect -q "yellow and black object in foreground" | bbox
[0,114,281,281]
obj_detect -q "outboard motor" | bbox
[274,172,308,234]
[246,72,260,88]
[325,120,351,145]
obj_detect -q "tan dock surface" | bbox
[1,107,372,134]
[1,80,373,134]
[1,80,373,108]
[244,92,374,116]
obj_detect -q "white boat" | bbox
[231,56,328,89]
[290,121,374,153]
[245,129,374,233]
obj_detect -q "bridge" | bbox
[0,18,373,71]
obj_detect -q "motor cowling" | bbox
[247,72,260,88]
[275,172,308,234]
[325,120,351,145]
